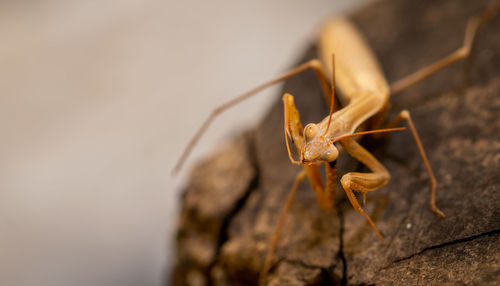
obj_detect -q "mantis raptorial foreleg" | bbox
[259,93,339,285]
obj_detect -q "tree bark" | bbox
[171,0,500,285]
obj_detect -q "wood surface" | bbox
[171,0,500,284]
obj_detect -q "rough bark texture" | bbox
[171,0,500,285]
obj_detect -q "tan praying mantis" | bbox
[172,3,499,285]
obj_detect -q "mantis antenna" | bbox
[331,127,406,144]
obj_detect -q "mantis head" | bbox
[302,123,339,163]
[300,123,408,164]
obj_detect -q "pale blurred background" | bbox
[0,0,364,285]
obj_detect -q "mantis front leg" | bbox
[283,93,337,210]
[259,93,338,285]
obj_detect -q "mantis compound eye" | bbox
[304,124,318,140]
[321,144,339,162]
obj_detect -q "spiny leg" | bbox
[283,93,306,164]
[390,2,500,94]
[385,110,445,218]
[282,92,337,210]
[339,137,390,241]
[259,170,307,286]
[172,59,332,174]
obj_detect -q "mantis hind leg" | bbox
[390,2,500,94]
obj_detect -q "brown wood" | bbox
[171,0,500,285]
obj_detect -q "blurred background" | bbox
[0,0,364,285]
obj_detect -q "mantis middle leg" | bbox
[390,2,500,94]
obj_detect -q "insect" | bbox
[172,3,499,285]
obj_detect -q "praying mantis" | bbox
[172,2,499,285]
